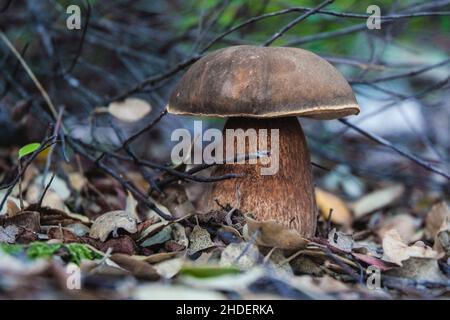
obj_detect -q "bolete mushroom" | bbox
[167,45,359,237]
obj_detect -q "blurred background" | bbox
[0,0,449,202]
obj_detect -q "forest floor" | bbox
[0,144,449,300]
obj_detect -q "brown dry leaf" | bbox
[188,225,215,255]
[89,210,137,242]
[87,259,130,277]
[290,255,324,276]
[110,253,160,280]
[26,205,90,226]
[386,257,447,282]
[142,251,184,264]
[155,185,196,219]
[244,216,308,250]
[107,98,152,122]
[138,220,169,241]
[350,184,404,218]
[48,227,80,242]
[1,196,28,216]
[382,229,441,266]
[425,201,450,240]
[315,188,352,225]
[6,199,21,217]
[377,213,419,243]
[95,235,137,255]
[425,202,450,255]
[0,211,40,233]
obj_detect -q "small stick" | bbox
[38,172,56,208]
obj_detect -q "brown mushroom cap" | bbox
[168,45,359,119]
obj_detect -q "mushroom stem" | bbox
[203,117,317,237]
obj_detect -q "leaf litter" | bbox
[0,152,448,300]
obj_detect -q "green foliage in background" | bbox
[170,0,449,55]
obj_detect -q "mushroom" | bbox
[167,45,359,237]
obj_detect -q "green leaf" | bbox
[18,143,41,159]
[65,243,99,265]
[0,243,23,255]
[180,265,241,278]
[26,242,62,259]
[25,242,101,264]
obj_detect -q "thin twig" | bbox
[262,0,334,46]
[339,119,450,180]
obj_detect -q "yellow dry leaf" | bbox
[315,188,352,225]
[350,184,404,218]
[68,172,87,192]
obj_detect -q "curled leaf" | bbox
[315,188,352,225]
[244,216,308,250]
[89,210,137,242]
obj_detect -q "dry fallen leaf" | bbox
[386,256,447,282]
[155,185,196,219]
[244,216,308,250]
[188,225,215,255]
[153,257,185,279]
[382,229,441,266]
[6,199,21,217]
[422,202,450,255]
[377,213,419,243]
[315,188,352,225]
[0,211,40,233]
[26,185,66,212]
[172,222,189,248]
[107,98,152,122]
[434,219,450,256]
[0,225,19,243]
[125,192,140,222]
[110,253,160,280]
[220,242,261,270]
[290,275,350,299]
[68,172,87,192]
[328,228,354,253]
[35,174,71,201]
[425,201,450,239]
[142,251,183,264]
[350,184,404,218]
[89,210,138,242]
